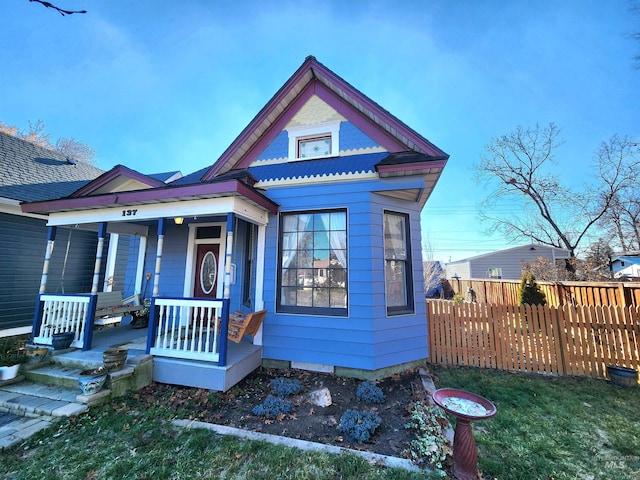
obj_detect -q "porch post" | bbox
[223,213,235,299]
[31,226,57,343]
[103,233,119,292]
[147,218,166,353]
[152,218,166,297]
[252,223,266,345]
[83,222,107,350]
[218,213,235,366]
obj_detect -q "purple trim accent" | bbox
[312,82,406,152]
[203,57,448,179]
[376,159,448,174]
[72,165,165,197]
[233,82,316,170]
[203,59,318,180]
[22,180,279,214]
[309,60,448,158]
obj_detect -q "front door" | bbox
[194,244,220,298]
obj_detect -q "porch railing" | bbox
[148,297,229,364]
[33,294,91,349]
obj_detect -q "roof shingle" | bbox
[0,131,104,202]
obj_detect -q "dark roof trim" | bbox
[375,151,448,174]
[22,179,279,215]
[71,165,166,197]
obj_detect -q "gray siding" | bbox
[0,213,99,329]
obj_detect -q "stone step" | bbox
[0,381,90,417]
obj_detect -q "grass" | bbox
[0,398,435,480]
[433,365,640,480]
[1,367,638,479]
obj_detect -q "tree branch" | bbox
[29,0,86,16]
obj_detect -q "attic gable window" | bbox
[287,121,340,161]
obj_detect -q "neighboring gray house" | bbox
[0,131,105,334]
[445,243,571,280]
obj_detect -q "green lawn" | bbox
[1,366,638,479]
[433,365,640,480]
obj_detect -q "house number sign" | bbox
[122,209,138,217]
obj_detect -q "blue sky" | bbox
[1,0,638,263]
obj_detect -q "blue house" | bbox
[22,57,449,389]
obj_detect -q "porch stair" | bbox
[0,347,153,418]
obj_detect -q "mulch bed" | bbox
[123,366,430,458]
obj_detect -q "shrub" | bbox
[518,272,546,306]
[338,409,382,442]
[252,396,292,418]
[270,378,302,398]
[356,381,386,404]
[452,294,465,305]
[405,401,451,476]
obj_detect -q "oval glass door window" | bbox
[200,251,217,295]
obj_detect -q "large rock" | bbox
[308,387,332,407]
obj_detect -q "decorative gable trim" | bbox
[202,56,449,181]
[71,165,165,197]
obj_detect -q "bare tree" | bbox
[596,136,640,251]
[475,123,635,264]
[422,239,444,297]
[54,137,96,164]
[0,119,96,165]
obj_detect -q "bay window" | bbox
[384,211,414,315]
[277,209,347,316]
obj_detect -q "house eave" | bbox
[21,180,279,215]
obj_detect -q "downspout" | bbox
[31,226,57,343]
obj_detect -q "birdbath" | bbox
[432,388,497,480]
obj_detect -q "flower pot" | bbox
[78,366,108,395]
[607,365,638,388]
[25,345,49,363]
[103,348,128,371]
[51,332,75,350]
[0,363,21,381]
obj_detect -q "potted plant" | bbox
[606,364,638,388]
[78,366,108,395]
[0,336,27,381]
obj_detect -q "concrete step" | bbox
[0,381,89,417]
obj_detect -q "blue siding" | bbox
[260,175,429,371]
[339,122,379,151]
[256,130,288,161]
[254,122,380,164]
[143,223,189,297]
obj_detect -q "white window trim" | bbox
[287,120,340,161]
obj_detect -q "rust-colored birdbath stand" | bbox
[433,388,497,480]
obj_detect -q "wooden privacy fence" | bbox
[427,300,640,379]
[446,278,640,307]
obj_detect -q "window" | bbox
[287,121,340,161]
[384,211,414,315]
[242,223,257,308]
[487,268,502,279]
[277,210,347,316]
[298,135,331,158]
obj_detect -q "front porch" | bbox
[30,295,263,392]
